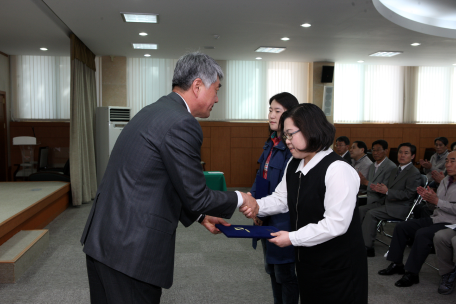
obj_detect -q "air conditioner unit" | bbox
[96,106,131,186]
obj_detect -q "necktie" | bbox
[395,167,402,179]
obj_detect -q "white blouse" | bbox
[257,148,360,247]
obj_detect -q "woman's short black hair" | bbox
[435,137,449,146]
[279,103,335,153]
[268,92,299,137]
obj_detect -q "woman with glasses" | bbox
[250,92,299,304]
[254,103,368,304]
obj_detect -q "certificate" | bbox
[215,224,279,239]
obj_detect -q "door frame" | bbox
[0,91,8,181]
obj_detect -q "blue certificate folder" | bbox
[215,224,279,239]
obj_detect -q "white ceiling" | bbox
[1,0,456,66]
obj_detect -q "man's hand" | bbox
[375,183,388,194]
[417,186,439,205]
[419,159,432,169]
[200,216,230,234]
[369,183,378,191]
[239,192,259,219]
[358,171,369,186]
[268,231,292,247]
[431,170,445,184]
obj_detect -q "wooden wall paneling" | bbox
[231,126,252,138]
[384,127,403,138]
[420,127,440,138]
[252,125,269,138]
[201,138,211,171]
[350,127,384,139]
[210,127,231,185]
[230,138,254,187]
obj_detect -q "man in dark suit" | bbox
[335,135,352,164]
[361,142,422,257]
[80,52,258,304]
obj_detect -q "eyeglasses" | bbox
[282,130,300,140]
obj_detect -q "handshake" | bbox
[239,192,259,219]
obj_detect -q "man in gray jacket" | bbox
[378,150,456,289]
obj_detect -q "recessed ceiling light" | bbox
[301,23,311,27]
[139,32,148,36]
[453,63,456,66]
[369,51,403,57]
[357,60,364,63]
[144,54,151,57]
[255,47,286,53]
[132,43,158,50]
[40,48,48,51]
[411,42,420,46]
[121,13,158,23]
[256,57,262,60]
[281,37,290,41]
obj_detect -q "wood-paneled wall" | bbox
[9,122,70,180]
[334,124,456,162]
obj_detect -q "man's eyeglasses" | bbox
[282,130,300,140]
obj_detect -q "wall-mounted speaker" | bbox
[321,66,334,83]
[323,86,333,116]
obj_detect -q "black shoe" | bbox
[366,247,375,257]
[395,272,419,287]
[438,267,456,295]
[378,263,405,275]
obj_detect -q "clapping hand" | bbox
[419,159,432,169]
[239,192,259,219]
[431,170,445,184]
[373,183,388,194]
[417,186,439,205]
[358,171,368,186]
[200,215,231,234]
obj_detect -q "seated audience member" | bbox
[420,137,449,183]
[434,228,456,295]
[452,142,456,152]
[361,143,422,257]
[335,136,352,164]
[359,140,397,205]
[378,151,456,288]
[350,140,372,190]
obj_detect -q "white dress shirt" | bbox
[175,92,243,208]
[257,148,360,247]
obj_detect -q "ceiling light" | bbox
[144,54,151,57]
[132,43,158,50]
[121,13,158,23]
[411,43,420,46]
[301,23,311,27]
[281,37,290,41]
[369,51,403,57]
[453,63,456,66]
[40,48,48,51]
[139,32,148,36]
[255,47,286,53]
[357,60,364,63]
[256,57,262,60]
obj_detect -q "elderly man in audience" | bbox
[434,228,456,295]
[359,140,397,217]
[420,137,449,183]
[350,140,372,191]
[378,150,456,288]
[361,143,422,257]
[335,135,352,164]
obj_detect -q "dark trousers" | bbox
[262,240,299,304]
[386,217,450,274]
[86,255,162,304]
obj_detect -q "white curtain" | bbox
[13,55,70,120]
[127,58,177,117]
[225,60,308,120]
[334,64,404,123]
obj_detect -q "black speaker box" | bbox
[321,66,334,83]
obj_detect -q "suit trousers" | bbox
[386,218,450,274]
[86,255,162,304]
[361,205,401,248]
[433,228,456,276]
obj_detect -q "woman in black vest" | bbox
[255,104,368,304]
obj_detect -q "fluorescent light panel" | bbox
[255,47,286,53]
[133,43,158,50]
[121,13,158,23]
[369,51,403,57]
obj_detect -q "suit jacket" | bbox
[80,92,238,288]
[342,151,352,164]
[382,163,422,220]
[366,157,397,205]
